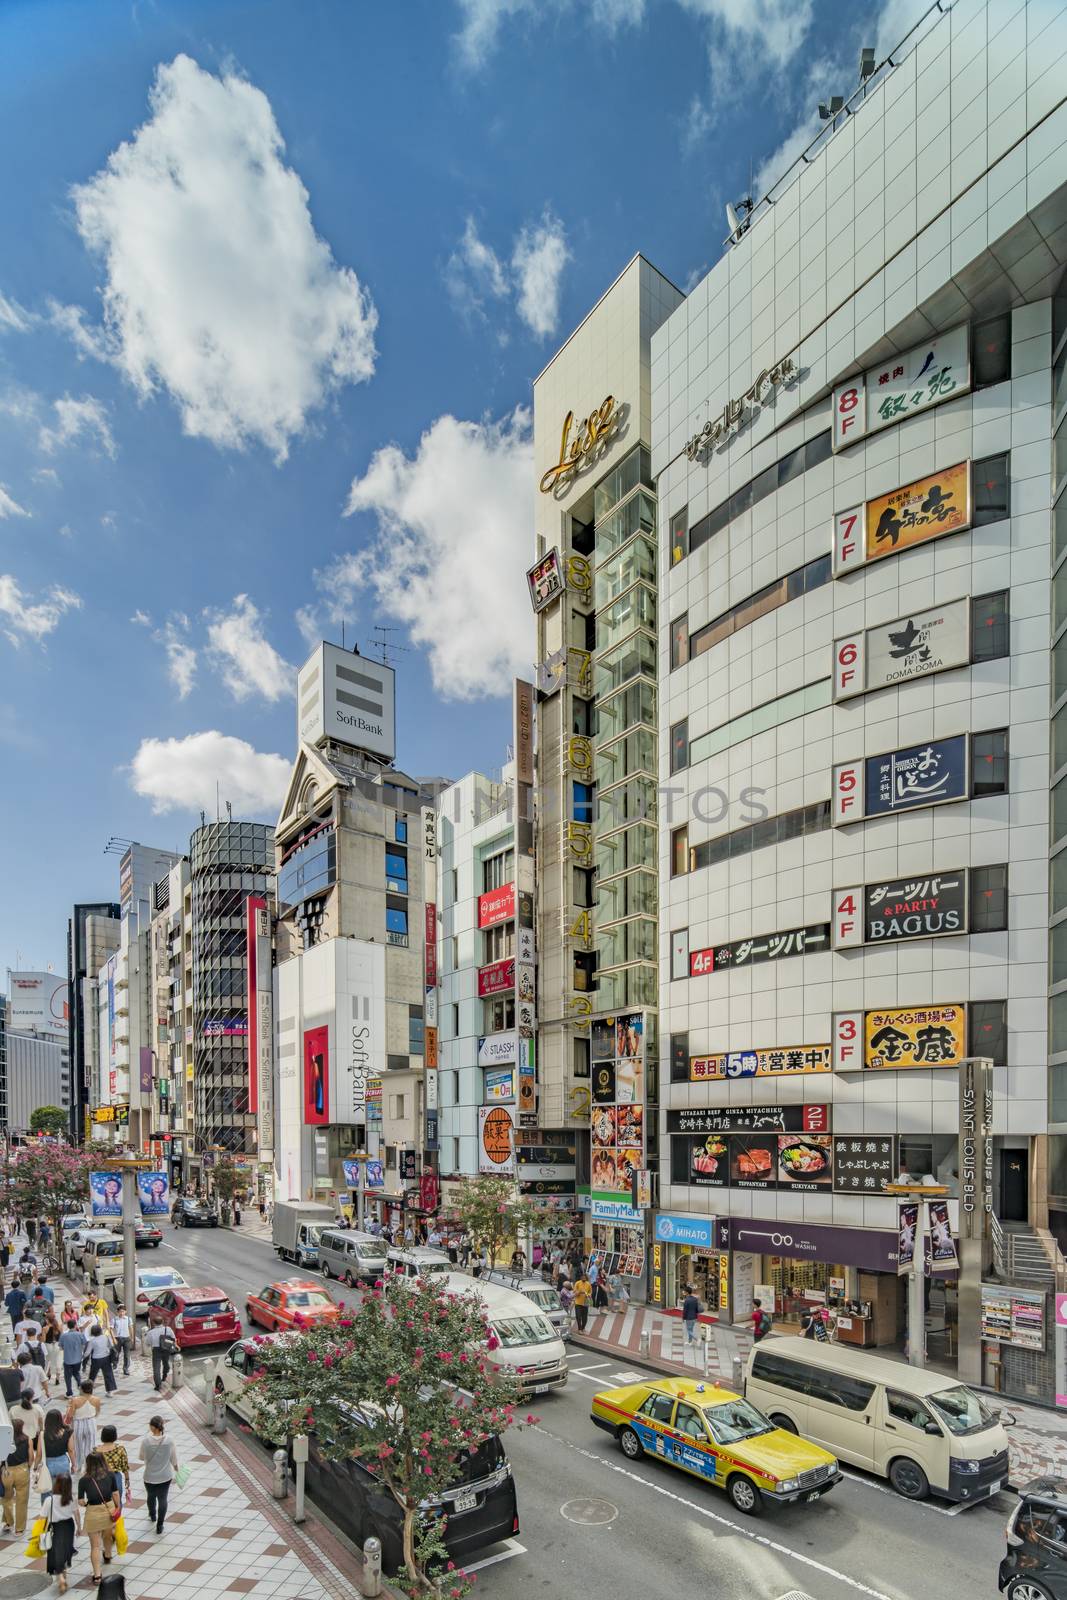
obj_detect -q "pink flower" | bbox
[385,1375,400,1388]
[307,1351,318,1363]
[377,1443,394,1459]
[420,1431,432,1442]
[457,1353,468,1363]
[486,1335,500,1351]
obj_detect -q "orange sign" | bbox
[865,461,970,562]
[479,1106,514,1173]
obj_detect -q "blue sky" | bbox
[0,0,929,974]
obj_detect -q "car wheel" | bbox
[618,1426,643,1461]
[888,1457,929,1500]
[727,1474,763,1516]
[322,1262,332,1279]
[769,1413,797,1433]
[344,1270,355,1289]
[1007,1581,1055,1600]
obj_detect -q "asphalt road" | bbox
[160,1220,1013,1600]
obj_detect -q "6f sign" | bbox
[834,634,865,698]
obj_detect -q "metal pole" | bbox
[122,1168,137,1331]
[908,1200,926,1369]
[357,1184,365,1233]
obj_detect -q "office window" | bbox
[670,505,688,566]
[408,1013,424,1052]
[970,864,1008,933]
[483,922,514,963]
[670,1136,692,1184]
[573,782,595,825]
[670,1031,689,1083]
[970,591,1009,662]
[394,817,408,843]
[386,906,408,938]
[671,614,689,669]
[451,1003,460,1038]
[671,825,689,878]
[970,729,1009,796]
[484,996,515,1032]
[688,799,831,875]
[670,719,689,774]
[972,455,1010,527]
[670,930,689,983]
[450,867,459,904]
[483,850,514,892]
[684,432,832,562]
[972,314,1011,389]
[969,999,1007,1067]
[385,848,409,893]
[450,935,459,970]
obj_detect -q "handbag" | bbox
[174,1464,191,1490]
[39,1501,53,1552]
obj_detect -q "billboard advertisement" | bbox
[690,1044,831,1081]
[6,970,69,1036]
[484,1068,515,1101]
[297,642,396,763]
[833,870,968,947]
[960,1054,994,1243]
[478,1105,515,1175]
[331,939,385,1126]
[832,733,969,825]
[137,1171,169,1216]
[689,923,829,975]
[203,1018,248,1037]
[831,322,970,450]
[139,1047,153,1097]
[834,597,970,700]
[90,1171,122,1218]
[246,897,274,1156]
[864,1005,965,1070]
[478,1031,516,1066]
[478,958,515,997]
[527,548,564,612]
[478,884,516,929]
[303,1025,330,1125]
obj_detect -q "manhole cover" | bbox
[0,1577,54,1598]
[560,1497,618,1525]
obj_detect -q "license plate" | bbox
[533,1384,553,1395]
[986,1480,1001,1496]
[806,1491,820,1502]
[453,1492,477,1513]
[201,1320,217,1330]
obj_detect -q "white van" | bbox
[80,1230,126,1289]
[442,1273,567,1397]
[480,1269,570,1340]
[387,1247,452,1280]
[744,1336,1011,1504]
[319,1229,389,1286]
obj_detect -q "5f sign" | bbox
[832,761,863,825]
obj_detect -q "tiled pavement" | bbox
[0,1273,364,1600]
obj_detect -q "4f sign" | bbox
[833,377,866,450]
[834,633,865,699]
[833,506,864,573]
[832,760,864,825]
[833,1011,863,1073]
[832,888,863,949]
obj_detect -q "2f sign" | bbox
[833,376,866,451]
[832,888,863,948]
[833,506,864,574]
[833,1011,864,1073]
[833,633,865,700]
[832,760,864,826]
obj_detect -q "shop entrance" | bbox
[999,1149,1028,1223]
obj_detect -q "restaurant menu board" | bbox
[981,1283,1045,1351]
[686,1132,841,1192]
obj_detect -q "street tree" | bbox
[247,1273,520,1597]
[4,1143,96,1266]
[210,1156,246,1220]
[28,1106,68,1137]
[447,1173,537,1267]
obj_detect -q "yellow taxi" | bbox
[590,1376,841,1516]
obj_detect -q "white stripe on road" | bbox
[837,1468,976,1516]
[462,1538,527,1573]
[532,1424,896,1600]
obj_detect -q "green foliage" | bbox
[446,1174,536,1267]
[248,1274,520,1596]
[4,1144,97,1264]
[28,1106,68,1136]
[210,1157,247,1209]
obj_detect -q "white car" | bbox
[386,1247,452,1279]
[214,1337,287,1441]
[115,1265,189,1314]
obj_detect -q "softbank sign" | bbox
[333,939,386,1123]
[297,641,396,764]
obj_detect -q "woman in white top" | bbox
[44,1472,79,1593]
[12,1392,44,1470]
[139,1414,180,1535]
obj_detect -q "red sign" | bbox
[303,1026,330,1126]
[478,958,515,997]
[478,884,515,929]
[689,947,715,977]
[802,1105,830,1133]
[246,895,265,1115]
[424,903,437,987]
[420,1171,440,1212]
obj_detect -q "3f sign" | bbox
[833,1011,863,1073]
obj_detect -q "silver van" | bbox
[480,1269,570,1339]
[319,1229,389,1287]
[387,1247,452,1279]
[81,1230,126,1289]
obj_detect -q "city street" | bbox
[166,1220,1014,1600]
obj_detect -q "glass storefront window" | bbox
[595,534,656,604]
[597,583,657,653]
[596,963,657,1010]
[597,680,656,746]
[594,446,652,523]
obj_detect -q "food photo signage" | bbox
[677,1132,893,1195]
[831,323,970,451]
[832,871,967,947]
[667,1105,829,1135]
[832,1005,966,1072]
[833,460,971,574]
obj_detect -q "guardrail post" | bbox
[361,1536,382,1597]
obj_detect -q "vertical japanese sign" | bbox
[422,804,438,1155]
[246,895,275,1161]
[959,1055,994,1243]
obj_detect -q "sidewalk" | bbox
[0,1271,364,1600]
[571,1304,1067,1491]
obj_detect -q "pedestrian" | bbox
[35,1275,55,1307]
[258,1198,266,1222]
[5,1278,27,1329]
[44,1473,79,1593]
[98,1425,131,1508]
[67,1382,101,1474]
[139,1415,179,1535]
[0,1236,9,1271]
[682,1285,700,1345]
[17,1349,50,1404]
[38,1221,51,1255]
[19,1245,37,1275]
[42,1408,74,1484]
[607,1270,624,1312]
[60,1300,78,1330]
[26,1219,37,1248]
[82,1294,111,1334]
[43,1314,63,1386]
[801,1311,818,1340]
[14,1312,43,1347]
[559,1279,575,1331]
[77,1450,120,1579]
[2,1419,32,1536]
[87,1326,117,1394]
[572,1272,592,1333]
[13,1391,44,1477]
[58,1324,86,1398]
[111,1307,133,1379]
[749,1298,771,1343]
[144,1320,175,1393]
[0,1351,23,1405]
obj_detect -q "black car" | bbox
[302,1427,518,1574]
[112,1220,163,1247]
[1000,1478,1067,1600]
[175,1199,219,1229]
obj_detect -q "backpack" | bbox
[158,1329,178,1355]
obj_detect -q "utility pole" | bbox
[112,1157,151,1324]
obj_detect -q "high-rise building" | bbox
[532,255,683,1278]
[652,0,1067,1400]
[67,903,120,1139]
[0,993,69,1133]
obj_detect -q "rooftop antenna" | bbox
[725,196,753,244]
[372,625,409,669]
[225,800,232,822]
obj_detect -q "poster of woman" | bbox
[90,1171,122,1218]
[137,1171,170,1216]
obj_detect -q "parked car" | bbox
[387,1247,452,1279]
[174,1199,219,1229]
[440,1274,567,1397]
[214,1337,287,1440]
[68,1226,103,1269]
[591,1375,840,1516]
[81,1232,127,1289]
[318,1229,388,1286]
[480,1269,569,1339]
[245,1280,340,1332]
[146,1285,240,1348]
[61,1214,89,1236]
[1000,1477,1067,1600]
[115,1265,188,1313]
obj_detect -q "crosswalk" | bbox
[576,1303,752,1381]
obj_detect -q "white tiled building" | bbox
[651,0,1067,1394]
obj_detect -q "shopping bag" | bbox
[174,1465,191,1489]
[113,1514,128,1555]
[24,1515,46,1559]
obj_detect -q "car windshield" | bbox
[95,1241,122,1257]
[928,1385,997,1435]
[307,1227,324,1245]
[286,1291,332,1308]
[417,1260,450,1276]
[492,1315,555,1348]
[703,1398,773,1444]
[452,1435,506,1484]
[140,1271,180,1288]
[355,1243,388,1260]
[526,1288,562,1313]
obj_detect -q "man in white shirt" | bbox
[86,1325,117,1393]
[16,1351,48,1403]
[112,1307,133,1378]
[144,1320,174,1392]
[13,1318,41,1346]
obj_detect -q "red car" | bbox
[245,1279,340,1332]
[147,1285,241,1348]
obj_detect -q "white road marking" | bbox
[533,1424,896,1600]
[837,1467,976,1516]
[462,1538,526,1573]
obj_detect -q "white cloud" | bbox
[128,730,290,816]
[511,211,569,339]
[752,107,823,201]
[0,575,81,646]
[66,54,377,462]
[32,468,59,486]
[445,217,509,324]
[159,615,197,699]
[295,604,325,652]
[38,394,116,458]
[0,486,28,519]
[677,0,813,67]
[454,0,643,67]
[336,408,534,701]
[0,294,31,333]
[131,609,152,626]
[204,593,293,702]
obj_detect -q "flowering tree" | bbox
[446,1175,537,1268]
[248,1274,520,1596]
[4,1144,97,1267]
